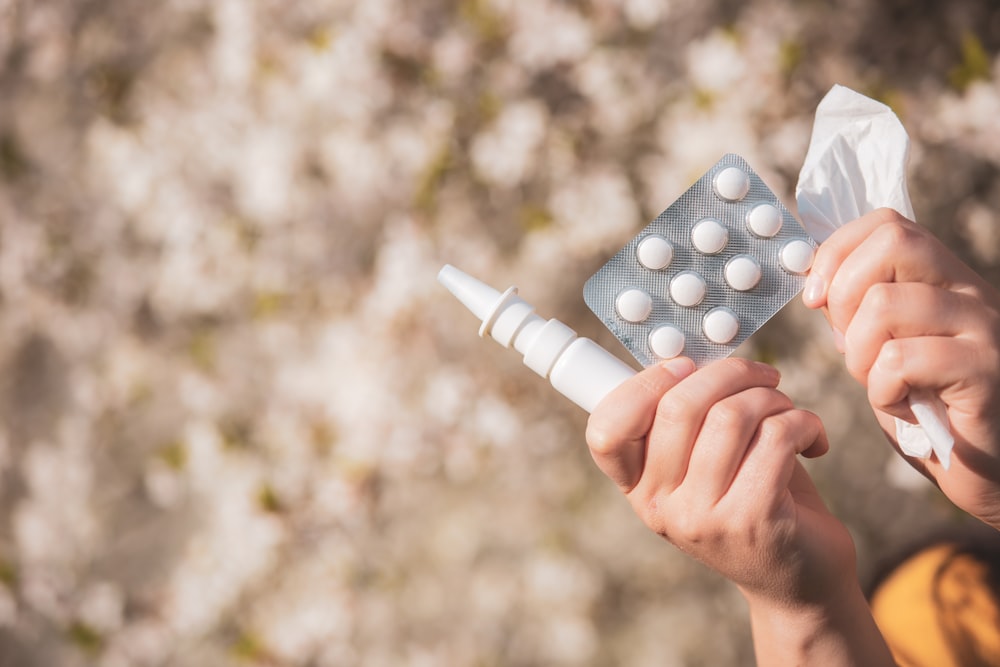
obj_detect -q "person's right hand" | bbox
[585,357,850,609]
[586,358,897,666]
[803,208,1000,528]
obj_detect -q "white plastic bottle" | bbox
[438,265,637,413]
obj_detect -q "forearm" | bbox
[744,585,897,667]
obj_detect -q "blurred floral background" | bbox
[0,0,999,665]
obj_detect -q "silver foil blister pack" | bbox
[583,153,816,368]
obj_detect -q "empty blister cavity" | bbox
[669,271,707,307]
[636,235,673,270]
[703,307,740,344]
[713,166,750,201]
[780,239,815,274]
[649,325,685,359]
[584,153,815,368]
[691,218,728,255]
[616,287,653,322]
[725,255,762,291]
[746,203,783,238]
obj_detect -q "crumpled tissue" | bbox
[795,84,954,469]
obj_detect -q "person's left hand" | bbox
[803,208,1000,528]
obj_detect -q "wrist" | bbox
[742,584,896,666]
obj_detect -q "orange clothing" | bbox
[871,543,1000,666]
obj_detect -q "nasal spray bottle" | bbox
[437,265,636,413]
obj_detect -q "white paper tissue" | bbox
[795,84,954,469]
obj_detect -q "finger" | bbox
[727,409,828,512]
[825,220,960,334]
[803,208,910,309]
[632,357,781,504]
[684,387,793,503]
[867,336,987,418]
[586,357,696,492]
[844,283,980,385]
[785,459,830,514]
[818,305,845,353]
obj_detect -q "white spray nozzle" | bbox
[437,263,637,413]
[437,264,501,322]
[437,264,521,338]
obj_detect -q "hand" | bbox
[803,208,1000,528]
[585,357,852,608]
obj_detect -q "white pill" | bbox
[713,166,750,201]
[636,235,674,270]
[746,203,783,238]
[780,239,816,274]
[648,326,685,359]
[703,307,740,344]
[615,287,653,323]
[691,218,728,255]
[669,271,707,307]
[725,255,762,291]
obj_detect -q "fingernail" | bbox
[661,356,696,379]
[803,274,825,306]
[832,327,845,354]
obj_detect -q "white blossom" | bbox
[0,1,991,664]
[471,100,549,188]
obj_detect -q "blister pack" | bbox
[583,153,816,368]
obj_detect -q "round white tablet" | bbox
[648,325,685,359]
[746,202,783,238]
[713,166,750,201]
[615,287,653,323]
[636,235,674,270]
[669,271,707,307]
[691,218,728,255]
[703,307,740,344]
[780,239,816,274]
[724,254,762,291]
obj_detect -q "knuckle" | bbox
[756,418,783,446]
[878,338,906,374]
[874,206,912,225]
[669,507,707,546]
[707,400,743,430]
[721,356,756,375]
[872,217,919,251]
[633,369,669,400]
[585,418,616,456]
[863,282,895,314]
[757,412,795,447]
[637,489,669,536]
[654,387,688,424]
